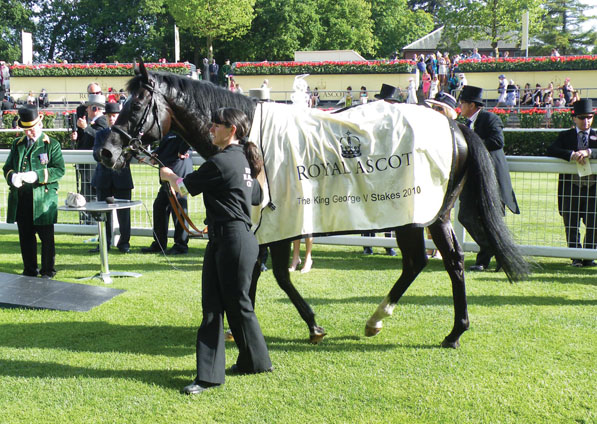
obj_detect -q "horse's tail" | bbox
[460,123,530,282]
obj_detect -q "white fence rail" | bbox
[1,150,596,260]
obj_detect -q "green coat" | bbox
[3,133,65,225]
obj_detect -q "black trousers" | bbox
[560,183,597,251]
[16,189,56,277]
[96,187,131,249]
[151,184,188,250]
[458,181,505,268]
[196,220,271,385]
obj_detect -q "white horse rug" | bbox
[249,101,454,245]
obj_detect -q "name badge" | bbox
[39,153,49,165]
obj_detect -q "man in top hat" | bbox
[547,98,597,267]
[375,83,403,103]
[2,105,65,278]
[90,102,134,253]
[458,85,519,272]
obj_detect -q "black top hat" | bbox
[375,83,401,102]
[105,102,121,114]
[17,105,42,129]
[572,99,593,116]
[459,85,484,105]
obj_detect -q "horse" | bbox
[98,61,529,348]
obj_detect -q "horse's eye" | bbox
[132,102,142,112]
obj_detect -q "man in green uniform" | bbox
[3,105,65,278]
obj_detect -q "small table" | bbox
[59,200,143,284]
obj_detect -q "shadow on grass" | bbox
[299,294,597,307]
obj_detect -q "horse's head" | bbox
[99,60,171,169]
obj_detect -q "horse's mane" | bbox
[126,71,257,120]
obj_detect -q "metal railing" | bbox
[1,150,596,260]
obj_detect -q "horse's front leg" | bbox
[268,241,326,344]
[428,219,469,348]
[365,226,427,337]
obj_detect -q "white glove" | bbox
[21,171,38,184]
[11,173,23,188]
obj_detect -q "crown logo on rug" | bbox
[339,131,361,158]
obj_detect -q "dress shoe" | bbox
[386,248,397,256]
[181,379,219,395]
[468,264,486,272]
[88,246,101,253]
[260,263,268,272]
[22,270,38,277]
[118,246,130,254]
[571,259,583,267]
[582,260,595,267]
[363,247,373,255]
[228,363,274,375]
[166,247,187,255]
[141,245,161,254]
[40,274,54,279]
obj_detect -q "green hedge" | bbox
[9,63,191,77]
[456,55,597,73]
[232,60,414,75]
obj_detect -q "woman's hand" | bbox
[159,166,178,184]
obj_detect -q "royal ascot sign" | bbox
[250,101,454,244]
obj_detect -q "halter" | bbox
[113,80,164,161]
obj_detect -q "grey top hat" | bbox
[84,94,106,107]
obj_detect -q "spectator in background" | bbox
[38,89,49,108]
[520,83,533,106]
[209,59,219,85]
[505,79,518,109]
[569,90,581,105]
[310,87,320,107]
[551,48,560,57]
[561,77,574,106]
[2,105,65,278]
[90,102,133,254]
[289,238,314,273]
[547,99,597,267]
[416,56,426,90]
[107,87,118,103]
[141,132,193,255]
[429,74,440,100]
[359,86,368,104]
[26,91,35,105]
[532,83,543,107]
[220,59,231,88]
[118,89,127,105]
[422,71,431,99]
[202,58,210,82]
[496,75,507,107]
[0,61,9,91]
[406,77,417,104]
[470,47,482,60]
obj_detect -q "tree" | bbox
[369,0,434,58]
[439,0,545,56]
[531,0,596,55]
[0,0,34,63]
[407,0,446,21]
[316,0,377,56]
[165,0,255,62]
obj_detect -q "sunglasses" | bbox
[575,115,594,120]
[89,90,102,95]
[432,105,445,112]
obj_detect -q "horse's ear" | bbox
[134,59,150,84]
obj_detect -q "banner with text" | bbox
[250,101,454,244]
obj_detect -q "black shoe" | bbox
[166,247,187,255]
[118,246,130,254]
[363,247,373,255]
[572,259,583,267]
[181,379,219,395]
[88,246,100,253]
[228,363,274,375]
[469,264,486,272]
[582,260,595,267]
[21,270,38,277]
[141,245,161,254]
[40,274,54,279]
[386,248,397,256]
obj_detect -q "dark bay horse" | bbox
[99,62,529,348]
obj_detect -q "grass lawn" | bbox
[0,232,595,423]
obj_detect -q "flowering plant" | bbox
[233,60,415,75]
[518,108,546,128]
[489,107,511,126]
[456,55,597,73]
[9,62,191,77]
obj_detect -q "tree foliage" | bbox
[0,0,33,63]
[531,0,596,55]
[439,0,545,54]
[164,0,255,60]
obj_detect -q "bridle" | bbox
[112,79,164,161]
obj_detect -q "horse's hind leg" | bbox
[365,226,427,337]
[428,219,469,348]
[268,241,326,344]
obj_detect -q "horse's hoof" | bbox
[440,338,460,349]
[309,326,327,344]
[365,325,381,337]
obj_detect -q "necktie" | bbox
[465,119,472,128]
[579,132,588,149]
[27,138,34,149]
